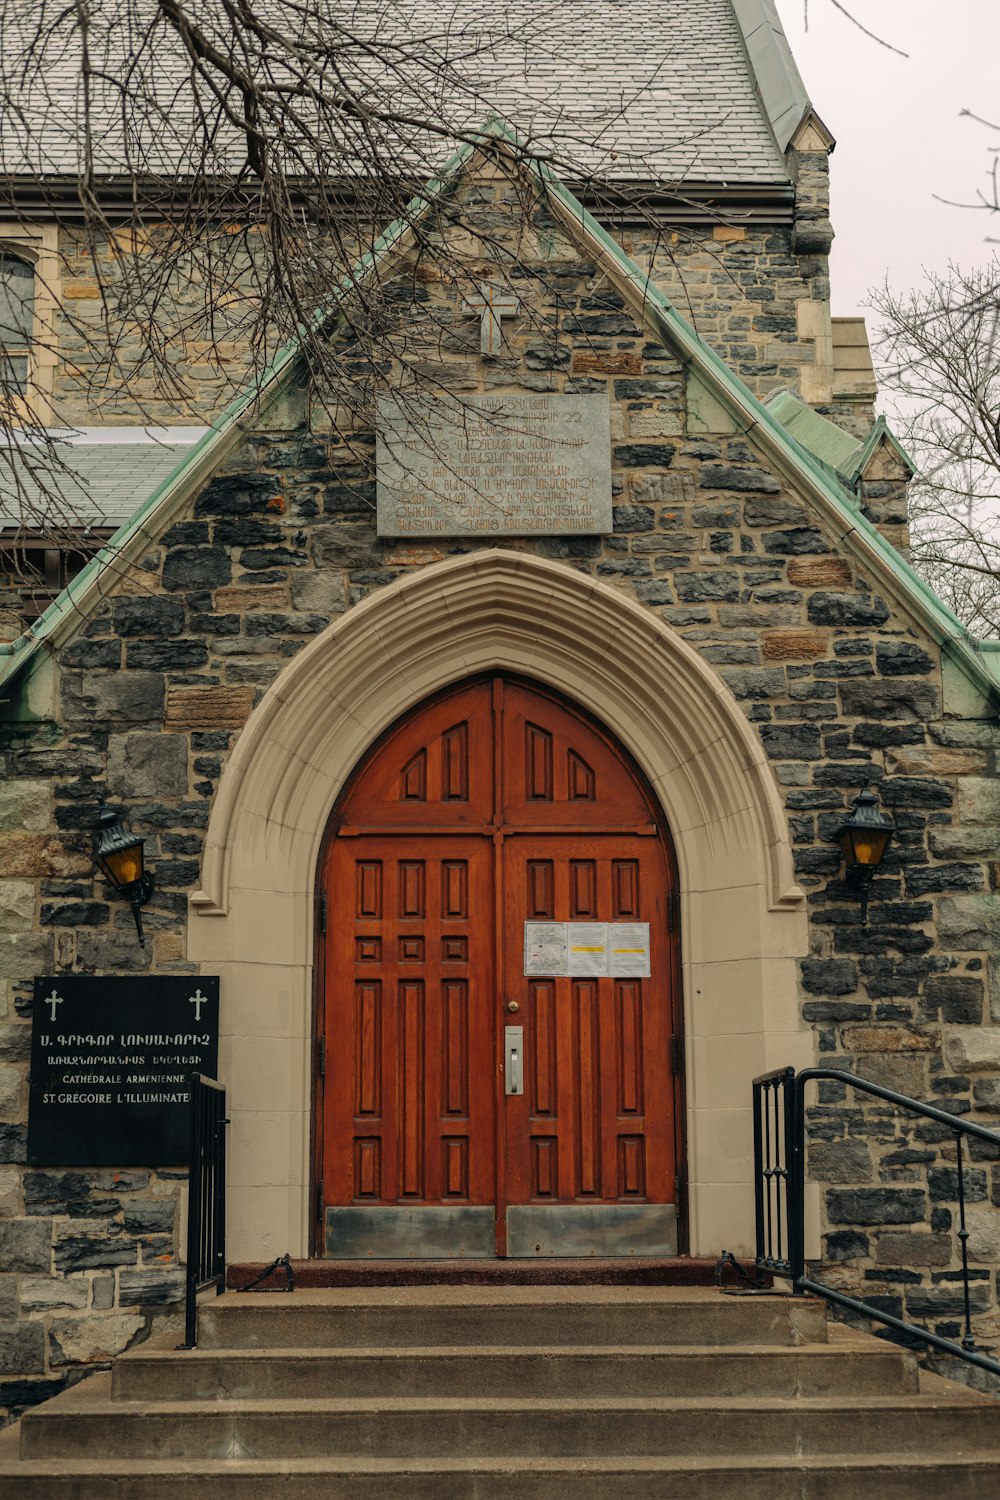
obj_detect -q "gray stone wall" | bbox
[45,145,840,430]
[0,165,996,1418]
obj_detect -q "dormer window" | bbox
[0,252,34,396]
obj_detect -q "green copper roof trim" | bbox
[2,113,995,705]
[764,389,863,478]
[763,395,915,499]
[732,0,831,152]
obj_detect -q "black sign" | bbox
[27,976,219,1166]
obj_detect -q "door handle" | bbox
[505,1026,524,1095]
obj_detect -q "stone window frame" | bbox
[0,223,59,425]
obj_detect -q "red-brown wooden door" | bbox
[317,677,682,1257]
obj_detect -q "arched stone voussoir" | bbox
[192,549,803,920]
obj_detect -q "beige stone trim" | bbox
[188,550,811,1262]
[0,223,59,425]
[797,298,834,406]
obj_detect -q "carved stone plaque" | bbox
[376,393,612,537]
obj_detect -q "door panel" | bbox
[339,681,494,829]
[319,676,681,1258]
[500,682,653,828]
[502,836,675,1213]
[324,836,495,1240]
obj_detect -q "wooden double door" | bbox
[316,677,683,1257]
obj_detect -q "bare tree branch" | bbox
[872,260,1000,638]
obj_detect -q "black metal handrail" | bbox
[754,1065,1000,1378]
[181,1072,228,1350]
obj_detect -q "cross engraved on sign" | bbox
[462,281,519,355]
[189,988,208,1021]
[43,990,64,1023]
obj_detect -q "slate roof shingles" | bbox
[1,0,790,187]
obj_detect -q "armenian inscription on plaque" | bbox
[27,976,219,1166]
[376,392,613,536]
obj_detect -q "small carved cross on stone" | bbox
[462,282,519,356]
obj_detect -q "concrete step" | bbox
[3,1451,1000,1500]
[196,1286,828,1350]
[20,1388,1000,1461]
[113,1339,919,1402]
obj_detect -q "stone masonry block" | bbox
[0,1218,51,1272]
[874,1233,952,1267]
[18,1275,90,1312]
[214,584,289,613]
[107,733,189,799]
[118,1268,185,1306]
[0,1167,21,1216]
[965,1205,1000,1262]
[61,671,164,724]
[944,1026,1000,1073]
[938,896,1000,953]
[957,777,1000,826]
[48,1312,145,1366]
[0,1064,25,1116]
[826,1188,925,1225]
[0,837,88,882]
[761,631,826,661]
[788,561,853,591]
[0,882,35,933]
[164,685,254,730]
[808,1140,873,1183]
[838,680,940,722]
[0,781,51,833]
[0,1320,45,1375]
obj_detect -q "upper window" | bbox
[0,252,34,395]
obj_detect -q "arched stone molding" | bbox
[188,549,812,1262]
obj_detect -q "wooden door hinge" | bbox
[667,890,678,935]
[670,1036,682,1075]
[316,1037,326,1078]
[315,1182,324,1222]
[319,894,327,934]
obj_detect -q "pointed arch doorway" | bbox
[315,674,684,1258]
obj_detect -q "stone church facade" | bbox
[1,1,999,1419]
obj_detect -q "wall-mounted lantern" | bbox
[835,788,894,926]
[92,808,154,947]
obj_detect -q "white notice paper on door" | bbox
[567,923,609,977]
[524,922,568,976]
[609,923,651,978]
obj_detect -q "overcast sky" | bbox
[773,0,1000,319]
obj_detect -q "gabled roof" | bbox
[764,392,916,492]
[0,428,208,532]
[849,417,916,484]
[764,389,862,481]
[1,0,790,188]
[732,0,834,152]
[2,115,996,708]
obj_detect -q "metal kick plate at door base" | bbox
[505,1026,524,1095]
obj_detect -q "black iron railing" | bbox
[181,1072,228,1350]
[753,1066,1000,1378]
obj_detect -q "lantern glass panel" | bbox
[843,826,891,869]
[99,841,144,888]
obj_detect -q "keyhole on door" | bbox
[506,1001,519,1013]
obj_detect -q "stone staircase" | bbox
[1,1285,999,1496]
